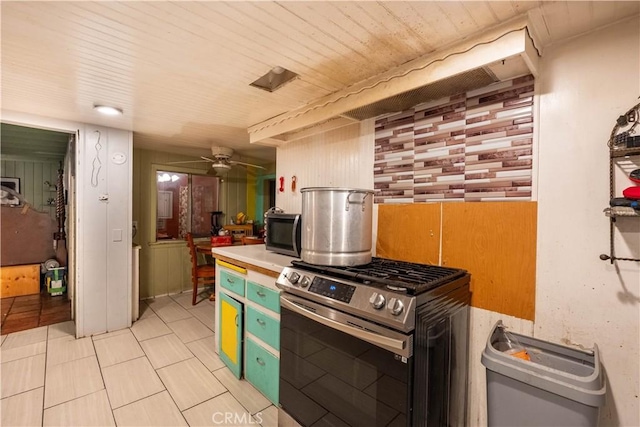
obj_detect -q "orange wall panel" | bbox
[441,202,537,321]
[376,204,441,265]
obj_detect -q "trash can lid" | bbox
[481,320,606,407]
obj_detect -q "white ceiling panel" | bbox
[1,1,638,163]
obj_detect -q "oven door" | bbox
[279,294,413,427]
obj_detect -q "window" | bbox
[156,171,220,240]
[157,191,173,219]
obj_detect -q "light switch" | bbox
[113,229,123,242]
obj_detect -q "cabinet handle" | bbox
[234,314,238,327]
[256,291,266,297]
[227,278,234,283]
[256,318,266,326]
[256,357,265,366]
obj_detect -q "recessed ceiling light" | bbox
[93,104,123,116]
[250,66,298,92]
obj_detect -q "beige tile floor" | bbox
[0,293,279,427]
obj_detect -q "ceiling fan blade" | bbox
[200,156,216,162]
[165,159,210,164]
[229,160,266,170]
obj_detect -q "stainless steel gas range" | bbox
[276,258,471,427]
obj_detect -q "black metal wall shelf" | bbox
[600,102,640,263]
[610,147,640,159]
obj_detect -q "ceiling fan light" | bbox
[212,163,232,171]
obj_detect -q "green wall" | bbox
[133,148,249,298]
[1,159,62,219]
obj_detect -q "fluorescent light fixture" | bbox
[93,104,123,116]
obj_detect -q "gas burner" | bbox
[291,257,467,295]
[386,285,408,293]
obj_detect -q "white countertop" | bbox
[210,245,298,273]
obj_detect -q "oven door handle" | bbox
[281,296,409,355]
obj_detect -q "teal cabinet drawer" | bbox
[246,282,280,313]
[246,306,280,350]
[245,338,279,405]
[220,270,245,297]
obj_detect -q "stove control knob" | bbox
[369,292,386,310]
[287,272,300,285]
[388,298,405,316]
[299,276,310,288]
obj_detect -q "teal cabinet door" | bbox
[245,338,279,404]
[218,292,243,379]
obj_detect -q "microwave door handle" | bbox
[280,296,407,354]
[292,215,301,256]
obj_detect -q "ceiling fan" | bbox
[168,146,266,172]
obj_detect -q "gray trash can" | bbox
[481,320,606,426]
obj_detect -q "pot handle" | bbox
[345,191,370,212]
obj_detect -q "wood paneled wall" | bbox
[134,148,206,298]
[1,159,62,219]
[275,121,375,214]
[377,201,537,320]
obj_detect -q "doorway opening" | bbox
[253,174,276,231]
[266,178,276,211]
[0,123,74,334]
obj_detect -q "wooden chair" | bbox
[241,236,265,245]
[186,233,216,305]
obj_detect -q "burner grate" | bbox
[292,257,466,295]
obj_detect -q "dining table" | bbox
[195,241,236,255]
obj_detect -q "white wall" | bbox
[274,17,639,426]
[535,17,639,426]
[77,126,133,336]
[275,121,375,213]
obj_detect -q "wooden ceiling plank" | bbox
[257,2,372,85]
[460,2,503,31]
[59,2,284,88]
[166,2,346,91]
[213,2,351,88]
[487,1,522,22]
[339,2,418,64]
[375,2,439,54]
[1,17,139,74]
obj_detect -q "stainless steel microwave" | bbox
[265,212,301,257]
